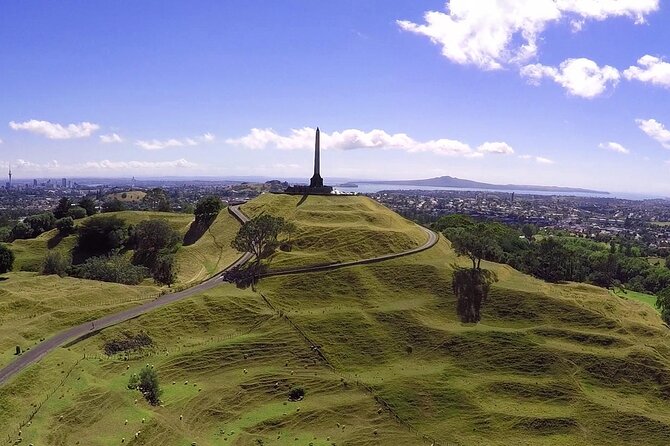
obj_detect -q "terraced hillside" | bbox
[2,197,670,445]
[0,209,241,368]
[241,194,429,270]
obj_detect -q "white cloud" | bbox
[535,156,554,164]
[5,158,197,174]
[599,142,630,154]
[227,127,514,158]
[520,154,555,164]
[477,141,514,155]
[9,119,100,139]
[0,138,3,144]
[135,133,215,150]
[624,55,670,88]
[397,0,658,70]
[100,133,124,144]
[521,58,620,98]
[637,118,670,149]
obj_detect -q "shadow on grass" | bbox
[183,217,215,246]
[46,232,66,249]
[296,194,309,207]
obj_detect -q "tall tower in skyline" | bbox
[309,127,324,188]
[7,165,11,190]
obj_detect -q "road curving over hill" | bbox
[0,203,438,386]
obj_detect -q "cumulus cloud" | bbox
[520,58,620,98]
[100,133,124,144]
[135,133,215,150]
[477,142,514,155]
[599,142,630,154]
[624,55,670,88]
[226,127,514,158]
[520,154,555,164]
[637,118,670,149]
[397,0,658,70]
[9,119,100,139]
[5,158,197,174]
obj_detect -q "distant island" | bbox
[359,176,609,195]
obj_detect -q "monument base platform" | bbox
[283,185,334,195]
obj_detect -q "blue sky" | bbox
[1,1,670,194]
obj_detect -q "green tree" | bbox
[143,188,170,212]
[79,196,97,216]
[72,255,148,285]
[521,224,538,241]
[433,214,474,232]
[132,219,181,270]
[452,267,498,323]
[53,197,71,219]
[666,255,670,270]
[128,366,162,406]
[231,215,286,264]
[77,215,128,255]
[9,221,32,240]
[41,251,71,277]
[0,244,15,273]
[448,223,502,269]
[531,238,571,283]
[194,196,223,224]
[67,206,88,220]
[152,253,177,286]
[102,198,126,213]
[655,286,670,325]
[55,217,75,235]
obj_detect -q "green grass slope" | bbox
[3,199,670,445]
[241,193,428,269]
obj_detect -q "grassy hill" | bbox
[106,191,147,202]
[2,197,670,445]
[241,194,429,270]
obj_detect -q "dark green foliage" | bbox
[11,212,57,240]
[53,197,71,219]
[531,238,571,283]
[288,387,305,401]
[41,251,71,277]
[77,215,128,255]
[452,266,498,323]
[131,219,180,270]
[231,214,286,264]
[67,206,87,220]
[152,253,177,286]
[448,223,502,269]
[102,198,125,213]
[72,255,148,285]
[194,195,223,224]
[128,366,162,406]
[521,224,538,240]
[433,214,474,232]
[79,196,97,216]
[0,244,15,273]
[143,188,170,212]
[56,217,75,235]
[104,331,153,355]
[0,227,10,242]
[656,287,670,325]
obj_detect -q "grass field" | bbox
[613,288,659,311]
[241,194,429,270]
[2,195,670,445]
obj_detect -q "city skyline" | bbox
[1,1,670,194]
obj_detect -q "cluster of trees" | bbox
[437,214,670,324]
[128,366,162,406]
[0,244,14,274]
[39,215,181,286]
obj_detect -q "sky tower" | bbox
[6,165,11,190]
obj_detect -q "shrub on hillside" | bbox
[67,206,88,220]
[41,251,71,277]
[288,387,305,401]
[79,196,97,216]
[10,212,57,240]
[56,217,75,235]
[77,215,128,255]
[0,244,15,273]
[104,331,153,355]
[194,195,223,224]
[131,219,180,269]
[102,198,125,213]
[128,366,162,406]
[151,253,177,286]
[72,255,148,285]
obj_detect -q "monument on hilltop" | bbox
[284,127,333,195]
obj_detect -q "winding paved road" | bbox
[0,205,438,386]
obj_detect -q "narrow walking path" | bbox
[0,204,438,386]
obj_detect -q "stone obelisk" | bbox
[309,127,324,187]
